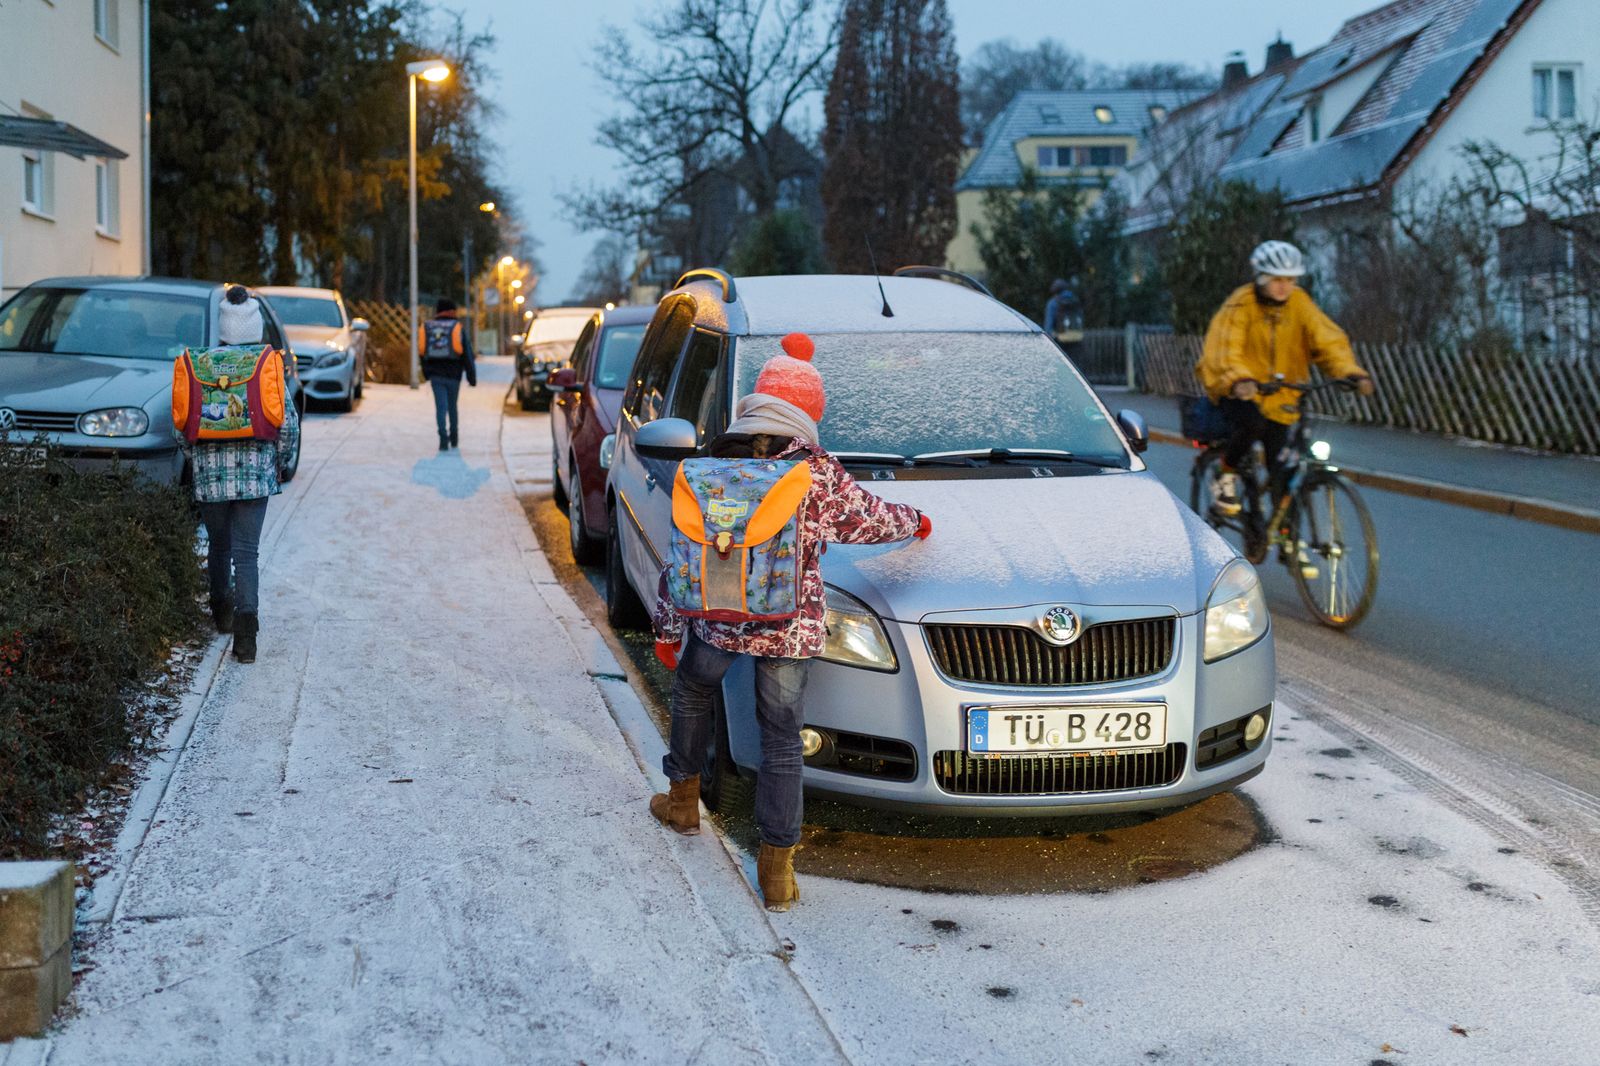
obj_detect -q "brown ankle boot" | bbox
[757,842,800,912]
[649,776,701,835]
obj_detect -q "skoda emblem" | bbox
[1040,606,1081,646]
[0,408,15,433]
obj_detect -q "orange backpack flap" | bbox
[172,350,194,434]
[257,348,287,428]
[451,321,464,356]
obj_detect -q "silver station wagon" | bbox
[606,269,1275,816]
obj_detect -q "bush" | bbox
[729,210,828,276]
[0,443,203,856]
[1160,180,1298,333]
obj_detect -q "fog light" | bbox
[1243,712,1268,748]
[799,728,824,757]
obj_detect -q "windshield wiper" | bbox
[910,448,1124,469]
[832,451,909,465]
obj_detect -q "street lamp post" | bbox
[406,59,450,390]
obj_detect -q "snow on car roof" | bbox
[676,275,1037,336]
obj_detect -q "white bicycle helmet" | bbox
[1250,240,1307,278]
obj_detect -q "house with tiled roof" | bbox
[946,89,1192,275]
[1122,0,1600,263]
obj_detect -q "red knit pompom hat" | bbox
[753,332,825,421]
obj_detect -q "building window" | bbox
[94,0,120,48]
[1149,105,1168,124]
[1038,106,1062,124]
[96,160,120,236]
[20,105,55,217]
[1307,97,1324,142]
[1093,106,1115,125]
[1534,65,1579,120]
[1086,145,1128,167]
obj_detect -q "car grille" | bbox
[933,745,1187,796]
[2,410,78,434]
[809,729,917,782]
[925,618,1176,687]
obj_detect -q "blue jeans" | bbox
[663,634,811,848]
[430,377,461,442]
[199,496,269,614]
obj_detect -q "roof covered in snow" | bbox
[958,89,1196,191]
[672,275,1039,336]
[1123,0,1537,230]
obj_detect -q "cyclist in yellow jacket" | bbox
[1197,241,1374,516]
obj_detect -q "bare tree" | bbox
[563,0,839,235]
[570,235,633,306]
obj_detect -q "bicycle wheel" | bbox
[1191,449,1268,562]
[1291,472,1379,629]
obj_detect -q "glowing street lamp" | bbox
[514,294,526,306]
[405,58,451,389]
[478,201,496,213]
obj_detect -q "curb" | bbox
[84,636,230,925]
[1146,427,1600,535]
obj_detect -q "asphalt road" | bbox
[1137,436,1600,719]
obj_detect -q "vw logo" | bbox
[1039,606,1081,646]
[0,408,15,433]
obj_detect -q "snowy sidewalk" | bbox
[19,375,843,1065]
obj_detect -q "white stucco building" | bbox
[0,0,148,296]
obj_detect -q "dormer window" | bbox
[1307,97,1323,143]
[1093,106,1115,124]
[1039,106,1062,124]
[1149,105,1168,124]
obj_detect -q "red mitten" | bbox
[655,639,681,670]
[913,513,933,540]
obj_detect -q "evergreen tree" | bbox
[970,169,1086,322]
[729,210,827,276]
[822,0,962,274]
[1161,180,1297,332]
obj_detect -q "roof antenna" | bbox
[865,236,895,318]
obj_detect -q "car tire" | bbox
[550,447,569,510]
[701,689,755,816]
[605,502,650,630]
[568,464,603,566]
[334,377,355,413]
[519,381,538,412]
[280,421,302,484]
[353,375,363,401]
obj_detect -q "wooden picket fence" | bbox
[1137,332,1600,455]
[348,299,415,383]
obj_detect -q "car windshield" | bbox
[526,314,590,346]
[732,331,1130,465]
[594,324,646,389]
[269,296,343,328]
[0,288,209,360]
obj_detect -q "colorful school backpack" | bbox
[667,457,813,623]
[172,345,287,443]
[418,317,464,360]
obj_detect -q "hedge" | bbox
[0,443,204,856]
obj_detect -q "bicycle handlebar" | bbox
[1253,378,1363,397]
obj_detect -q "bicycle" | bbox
[1187,378,1380,630]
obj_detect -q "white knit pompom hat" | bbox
[219,285,264,345]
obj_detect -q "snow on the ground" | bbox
[13,364,1597,1066]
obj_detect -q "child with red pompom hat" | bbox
[647,331,931,911]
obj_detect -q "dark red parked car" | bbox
[548,304,653,564]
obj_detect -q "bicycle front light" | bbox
[820,586,897,672]
[1309,439,1332,462]
[1203,559,1269,662]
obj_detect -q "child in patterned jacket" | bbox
[649,332,931,911]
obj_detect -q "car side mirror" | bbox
[547,367,579,393]
[635,417,699,461]
[350,318,370,332]
[1116,409,1149,454]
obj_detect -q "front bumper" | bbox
[6,435,186,485]
[299,357,354,398]
[725,610,1276,816]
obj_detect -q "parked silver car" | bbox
[605,269,1275,816]
[258,286,368,411]
[0,276,303,484]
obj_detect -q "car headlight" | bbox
[820,586,897,672]
[313,347,349,368]
[78,407,150,437]
[1203,559,1269,662]
[599,433,616,471]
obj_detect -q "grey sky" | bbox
[451,0,1380,302]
